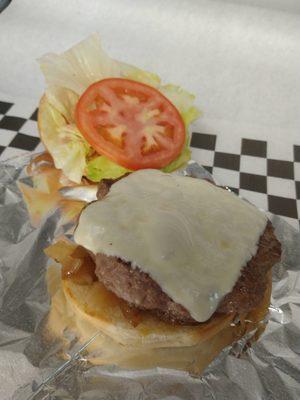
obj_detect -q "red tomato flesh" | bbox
[75,78,185,170]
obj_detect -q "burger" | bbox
[45,169,281,374]
[21,34,281,374]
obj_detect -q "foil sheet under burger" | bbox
[0,154,299,400]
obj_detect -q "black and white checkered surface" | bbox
[1,99,299,230]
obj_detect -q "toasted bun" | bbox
[46,265,272,374]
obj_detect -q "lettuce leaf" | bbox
[162,146,191,173]
[160,85,201,127]
[121,64,200,127]
[86,156,131,182]
[45,86,79,123]
[51,124,90,184]
[39,34,200,182]
[120,63,161,87]
[39,34,121,95]
[38,97,91,184]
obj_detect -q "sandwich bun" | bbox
[47,263,271,374]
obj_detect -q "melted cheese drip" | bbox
[74,170,267,322]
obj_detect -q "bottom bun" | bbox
[46,265,272,374]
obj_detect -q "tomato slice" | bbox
[75,78,185,170]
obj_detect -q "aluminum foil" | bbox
[0,155,299,400]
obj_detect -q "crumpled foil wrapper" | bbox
[0,154,299,400]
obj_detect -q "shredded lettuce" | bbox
[86,156,131,182]
[39,34,200,182]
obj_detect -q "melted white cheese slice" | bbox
[74,170,267,322]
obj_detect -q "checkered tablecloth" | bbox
[0,98,299,230]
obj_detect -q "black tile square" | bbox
[214,152,240,171]
[241,138,267,158]
[9,133,40,151]
[0,101,13,115]
[268,195,298,219]
[240,173,267,193]
[0,145,4,155]
[294,145,300,162]
[191,132,217,151]
[296,182,300,199]
[267,159,294,180]
[0,116,26,131]
[203,165,213,174]
[30,109,38,121]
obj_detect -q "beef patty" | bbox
[93,178,281,325]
